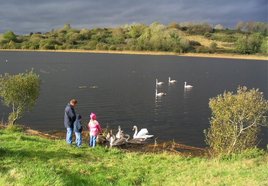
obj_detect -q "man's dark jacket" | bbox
[64,103,76,128]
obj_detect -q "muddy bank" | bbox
[0,124,207,156]
[38,128,207,157]
[1,49,267,61]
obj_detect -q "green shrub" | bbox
[205,87,268,155]
[209,42,217,53]
[3,31,17,42]
[235,33,263,54]
[0,70,41,125]
[260,37,268,54]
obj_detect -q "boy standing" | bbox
[74,114,83,147]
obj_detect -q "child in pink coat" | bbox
[88,113,102,147]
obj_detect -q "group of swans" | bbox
[156,77,176,87]
[155,77,193,97]
[156,79,166,97]
[106,125,154,147]
[155,77,173,97]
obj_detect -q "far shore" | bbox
[0,49,267,61]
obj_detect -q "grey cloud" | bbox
[0,0,266,34]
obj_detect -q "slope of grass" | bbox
[0,128,267,186]
[185,35,234,50]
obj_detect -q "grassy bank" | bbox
[0,126,267,186]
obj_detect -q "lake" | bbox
[0,51,267,147]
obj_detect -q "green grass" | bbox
[0,128,267,186]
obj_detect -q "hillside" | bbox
[0,22,267,56]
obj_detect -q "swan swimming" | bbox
[125,134,146,144]
[133,125,154,139]
[184,82,193,89]
[155,88,166,97]
[156,79,164,86]
[168,77,177,84]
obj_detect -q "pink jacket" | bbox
[88,120,102,136]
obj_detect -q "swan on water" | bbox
[184,82,193,89]
[125,134,146,144]
[156,79,164,86]
[155,88,166,97]
[168,77,177,84]
[78,86,87,89]
[133,125,154,139]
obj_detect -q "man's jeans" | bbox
[89,135,97,147]
[75,132,82,147]
[66,127,73,144]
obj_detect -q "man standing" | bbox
[64,99,77,144]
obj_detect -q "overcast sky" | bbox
[0,0,267,34]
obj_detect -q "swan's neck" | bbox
[133,127,138,138]
[184,82,187,86]
[125,134,130,142]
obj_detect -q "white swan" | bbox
[184,82,193,89]
[109,133,130,147]
[168,77,177,84]
[133,125,154,139]
[155,88,166,97]
[156,79,164,86]
[125,134,145,144]
[115,126,123,139]
[78,86,87,89]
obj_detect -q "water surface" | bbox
[0,51,267,147]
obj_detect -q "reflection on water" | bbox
[154,95,163,121]
[183,87,193,99]
[183,88,193,125]
[0,51,267,147]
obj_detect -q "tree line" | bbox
[0,21,267,55]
